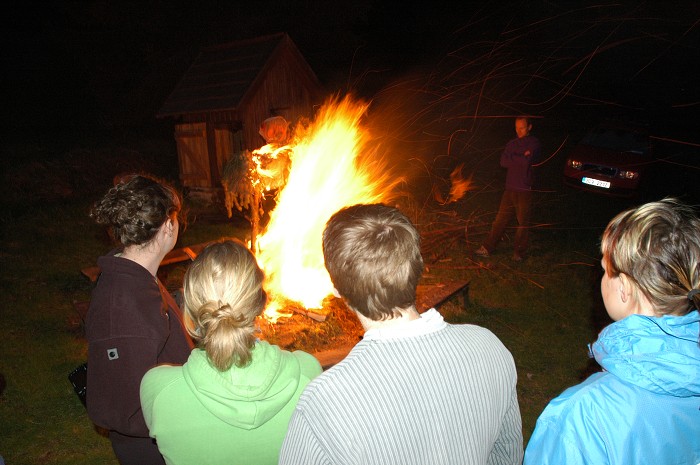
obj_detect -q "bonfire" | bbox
[223,95,404,320]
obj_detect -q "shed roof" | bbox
[158,32,313,118]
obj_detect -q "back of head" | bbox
[90,173,182,247]
[601,198,700,315]
[183,239,267,371]
[322,203,424,320]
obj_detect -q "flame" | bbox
[251,144,291,192]
[436,163,474,204]
[254,95,401,319]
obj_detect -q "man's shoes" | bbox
[474,245,490,258]
[512,253,523,262]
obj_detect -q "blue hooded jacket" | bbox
[524,310,700,465]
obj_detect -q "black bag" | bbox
[68,363,88,407]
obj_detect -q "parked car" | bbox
[563,121,654,197]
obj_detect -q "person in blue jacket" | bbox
[524,198,700,465]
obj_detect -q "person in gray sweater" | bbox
[279,203,523,465]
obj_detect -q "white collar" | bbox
[363,308,446,340]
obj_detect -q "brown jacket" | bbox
[86,252,193,437]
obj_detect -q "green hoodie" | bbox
[140,341,322,465]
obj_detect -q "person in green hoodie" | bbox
[140,239,322,465]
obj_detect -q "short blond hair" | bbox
[183,239,267,370]
[601,198,700,316]
[322,204,424,320]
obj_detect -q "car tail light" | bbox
[567,159,583,170]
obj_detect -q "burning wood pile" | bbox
[222,96,404,322]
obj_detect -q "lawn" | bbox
[0,130,654,464]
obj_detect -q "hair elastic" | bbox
[688,289,700,301]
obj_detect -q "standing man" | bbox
[279,203,523,465]
[475,116,541,261]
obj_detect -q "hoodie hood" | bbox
[592,310,700,397]
[182,341,305,429]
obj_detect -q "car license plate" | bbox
[582,177,611,189]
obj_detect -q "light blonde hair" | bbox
[183,239,267,370]
[601,198,700,316]
[322,204,424,320]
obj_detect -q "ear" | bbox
[618,273,632,304]
[158,218,173,239]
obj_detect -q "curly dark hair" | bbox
[90,174,184,247]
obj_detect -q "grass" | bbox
[417,189,615,442]
[0,133,646,464]
[1,200,112,464]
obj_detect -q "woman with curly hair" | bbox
[86,174,193,465]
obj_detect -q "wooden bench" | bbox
[416,279,470,313]
[80,242,213,282]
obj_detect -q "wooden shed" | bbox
[158,32,323,198]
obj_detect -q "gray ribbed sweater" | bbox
[279,310,523,464]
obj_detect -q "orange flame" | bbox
[251,144,291,192]
[436,163,474,205]
[255,96,402,319]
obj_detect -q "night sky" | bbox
[3,1,699,140]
